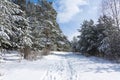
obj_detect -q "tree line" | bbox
[0,0,70,60]
[72,0,120,61]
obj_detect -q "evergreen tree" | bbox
[77,15,120,60]
[0,0,32,59]
[97,15,120,59]
[8,0,70,53]
[26,0,70,51]
[78,20,98,55]
[71,36,79,52]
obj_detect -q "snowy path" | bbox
[1,52,120,80]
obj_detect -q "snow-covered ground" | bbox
[1,51,120,80]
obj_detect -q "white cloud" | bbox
[54,0,88,23]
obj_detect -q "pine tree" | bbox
[78,20,98,55]
[0,0,33,59]
[97,15,120,59]
[26,0,70,51]
[77,15,120,60]
[10,0,70,53]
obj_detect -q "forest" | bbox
[71,0,120,62]
[0,0,120,61]
[1,0,120,80]
[0,0,70,60]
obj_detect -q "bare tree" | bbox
[101,0,120,30]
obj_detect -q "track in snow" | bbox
[42,53,77,80]
[1,52,120,80]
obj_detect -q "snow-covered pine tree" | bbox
[26,0,70,51]
[37,0,70,51]
[96,15,113,56]
[97,15,120,59]
[11,0,70,52]
[0,0,33,59]
[78,20,99,56]
[0,0,13,49]
[77,15,120,60]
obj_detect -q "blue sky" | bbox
[53,0,102,41]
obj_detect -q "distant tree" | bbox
[71,37,78,52]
